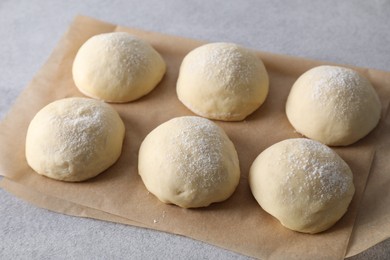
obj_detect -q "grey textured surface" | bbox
[1,1,389,259]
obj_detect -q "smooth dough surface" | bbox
[138,116,240,208]
[26,97,125,182]
[249,138,355,234]
[72,32,166,103]
[176,42,269,121]
[286,65,381,146]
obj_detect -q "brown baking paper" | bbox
[0,16,389,259]
[0,177,147,228]
[345,71,390,257]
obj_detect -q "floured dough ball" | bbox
[176,42,269,121]
[138,116,240,208]
[249,138,355,234]
[26,97,125,182]
[72,32,166,103]
[286,65,381,146]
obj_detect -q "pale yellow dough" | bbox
[72,32,166,103]
[286,65,381,146]
[176,42,269,121]
[249,138,355,234]
[25,97,125,182]
[138,116,240,208]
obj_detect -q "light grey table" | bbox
[1,1,389,259]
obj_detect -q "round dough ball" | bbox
[249,138,355,234]
[26,97,125,182]
[138,116,240,208]
[72,32,166,103]
[286,65,381,146]
[176,42,269,121]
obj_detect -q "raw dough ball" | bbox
[286,65,381,146]
[176,42,269,121]
[72,32,166,103]
[249,138,355,234]
[26,97,125,182]
[138,116,240,208]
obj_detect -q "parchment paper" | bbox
[345,81,390,257]
[0,16,389,259]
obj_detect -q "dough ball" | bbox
[138,116,240,208]
[176,42,269,121]
[249,138,355,234]
[72,32,166,103]
[286,65,381,146]
[26,97,125,182]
